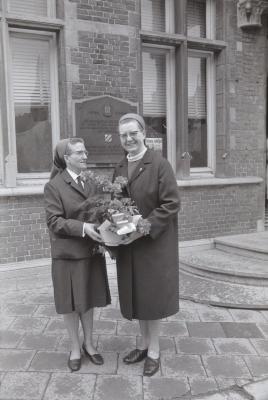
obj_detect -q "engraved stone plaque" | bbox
[74,96,137,164]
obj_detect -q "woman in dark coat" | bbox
[114,114,180,376]
[44,138,111,372]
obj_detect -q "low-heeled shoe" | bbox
[123,349,148,364]
[143,356,160,376]
[68,353,81,372]
[82,343,104,365]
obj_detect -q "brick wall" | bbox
[0,196,50,264]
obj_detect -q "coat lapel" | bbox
[62,170,88,198]
[128,149,153,186]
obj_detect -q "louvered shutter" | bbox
[8,0,49,17]
[142,51,166,116]
[141,0,166,32]
[188,56,206,118]
[187,0,206,38]
[10,36,51,106]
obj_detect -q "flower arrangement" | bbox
[79,170,151,246]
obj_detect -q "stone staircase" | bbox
[179,231,268,309]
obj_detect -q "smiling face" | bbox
[118,119,146,156]
[64,141,88,174]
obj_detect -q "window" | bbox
[8,30,59,175]
[7,0,56,18]
[140,0,218,176]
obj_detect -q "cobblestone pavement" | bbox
[1,257,268,399]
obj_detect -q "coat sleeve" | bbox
[44,182,84,237]
[147,158,180,240]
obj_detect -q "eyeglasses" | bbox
[68,150,89,157]
[119,131,142,140]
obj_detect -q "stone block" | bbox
[0,372,49,400]
[3,303,37,316]
[213,338,257,355]
[80,352,117,374]
[0,349,35,371]
[197,308,233,322]
[43,373,96,400]
[117,320,140,336]
[203,355,251,378]
[189,377,218,396]
[143,377,189,399]
[29,351,69,372]
[161,354,206,378]
[34,305,57,318]
[176,337,216,355]
[244,356,268,378]
[251,339,268,356]
[97,335,136,353]
[167,309,200,321]
[229,309,266,323]
[100,307,124,320]
[18,333,59,351]
[221,322,264,339]
[187,322,226,338]
[93,319,117,335]
[160,321,188,337]
[0,330,23,348]
[94,375,143,400]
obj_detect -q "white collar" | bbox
[127,148,147,162]
[66,168,80,182]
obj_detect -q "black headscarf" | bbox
[50,138,70,180]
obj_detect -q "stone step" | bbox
[214,231,268,261]
[180,248,268,286]
[179,269,268,309]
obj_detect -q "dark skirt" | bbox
[51,254,111,314]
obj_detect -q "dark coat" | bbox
[44,169,111,313]
[114,149,180,320]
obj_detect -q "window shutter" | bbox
[142,51,166,116]
[187,0,206,38]
[8,0,49,17]
[141,0,165,32]
[10,36,51,106]
[188,56,206,118]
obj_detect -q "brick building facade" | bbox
[0,0,267,263]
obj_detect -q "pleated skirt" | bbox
[51,254,111,314]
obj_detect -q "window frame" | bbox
[6,0,56,18]
[6,27,60,181]
[188,49,216,175]
[142,44,176,167]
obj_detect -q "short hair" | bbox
[65,138,85,155]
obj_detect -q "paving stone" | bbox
[221,322,264,338]
[0,349,35,371]
[9,316,48,334]
[43,373,96,400]
[244,356,268,377]
[0,372,49,399]
[167,309,200,321]
[213,338,257,355]
[117,320,140,336]
[197,308,234,322]
[251,339,268,356]
[187,322,226,338]
[0,278,17,292]
[243,378,268,400]
[27,292,54,305]
[256,323,268,338]
[3,303,37,316]
[17,333,59,350]
[34,305,58,317]
[176,337,216,355]
[143,377,189,399]
[189,377,218,396]
[161,354,206,377]
[100,307,124,320]
[260,311,268,322]
[80,352,117,374]
[0,315,16,329]
[215,377,236,390]
[193,390,247,400]
[117,353,145,376]
[56,335,98,352]
[44,319,66,334]
[229,309,267,323]
[97,334,136,353]
[158,336,176,354]
[0,330,23,348]
[29,351,69,372]
[94,375,143,400]
[203,355,251,378]
[93,319,117,335]
[160,321,188,336]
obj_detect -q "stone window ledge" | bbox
[177,176,263,188]
[0,176,263,197]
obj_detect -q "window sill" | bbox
[0,183,47,197]
[177,176,263,188]
[6,14,65,29]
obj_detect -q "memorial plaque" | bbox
[74,96,137,164]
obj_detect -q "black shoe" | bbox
[82,343,104,365]
[68,352,81,372]
[143,356,160,376]
[123,349,148,364]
